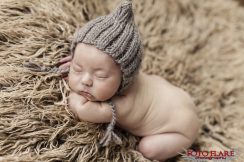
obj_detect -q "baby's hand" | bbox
[68,91,88,117]
[68,91,112,123]
[58,55,72,80]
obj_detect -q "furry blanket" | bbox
[0,0,244,161]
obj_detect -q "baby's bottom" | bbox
[137,133,193,162]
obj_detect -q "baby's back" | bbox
[113,72,199,140]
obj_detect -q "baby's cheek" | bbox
[92,82,110,99]
[68,74,79,90]
[108,79,121,92]
[92,82,104,92]
[68,74,73,86]
[97,81,112,90]
[102,81,119,94]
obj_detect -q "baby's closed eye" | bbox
[95,72,109,79]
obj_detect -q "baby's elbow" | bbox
[96,106,112,123]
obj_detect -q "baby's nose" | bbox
[81,73,93,87]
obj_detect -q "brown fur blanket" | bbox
[0,0,244,161]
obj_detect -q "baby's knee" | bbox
[137,133,193,161]
[138,139,158,160]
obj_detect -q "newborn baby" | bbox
[60,1,200,161]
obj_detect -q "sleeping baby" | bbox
[59,1,200,161]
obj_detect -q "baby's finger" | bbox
[61,70,69,79]
[59,62,71,71]
[59,55,72,63]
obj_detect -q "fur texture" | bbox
[0,0,244,161]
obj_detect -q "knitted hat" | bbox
[70,0,143,94]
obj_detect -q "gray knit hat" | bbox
[70,0,143,94]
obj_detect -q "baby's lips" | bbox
[80,91,95,101]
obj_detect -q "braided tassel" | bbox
[99,99,122,147]
[23,59,69,74]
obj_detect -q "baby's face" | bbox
[68,43,122,101]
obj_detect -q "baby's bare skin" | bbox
[63,43,200,161]
[68,71,200,161]
[109,72,200,161]
[113,72,199,140]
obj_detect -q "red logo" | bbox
[180,148,239,161]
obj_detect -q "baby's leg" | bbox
[137,133,193,162]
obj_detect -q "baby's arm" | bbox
[68,91,112,123]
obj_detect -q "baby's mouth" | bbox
[80,91,94,100]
